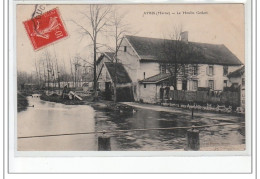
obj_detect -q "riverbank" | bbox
[39,91,244,117]
[17,93,29,112]
[39,92,135,112]
[40,93,86,105]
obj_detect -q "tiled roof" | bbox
[140,73,171,84]
[227,66,245,78]
[104,62,132,84]
[125,35,243,66]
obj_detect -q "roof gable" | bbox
[125,35,243,66]
[97,52,115,65]
[227,66,245,78]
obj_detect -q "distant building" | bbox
[228,66,245,108]
[22,83,39,91]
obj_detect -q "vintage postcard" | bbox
[16,3,246,152]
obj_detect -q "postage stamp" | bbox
[23,8,68,50]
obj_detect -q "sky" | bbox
[16,4,244,73]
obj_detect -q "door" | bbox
[182,80,187,90]
[105,82,112,100]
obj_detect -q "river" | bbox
[17,96,245,151]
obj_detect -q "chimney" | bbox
[180,31,188,43]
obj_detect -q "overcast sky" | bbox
[16,4,244,73]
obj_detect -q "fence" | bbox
[169,90,240,107]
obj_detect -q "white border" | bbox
[8,0,254,174]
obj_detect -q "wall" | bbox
[187,64,243,91]
[229,76,243,86]
[138,62,160,81]
[117,37,160,101]
[97,60,113,91]
[139,83,157,103]
[117,38,140,83]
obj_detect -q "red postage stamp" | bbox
[23,8,68,50]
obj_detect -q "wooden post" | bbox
[186,127,200,151]
[98,135,111,151]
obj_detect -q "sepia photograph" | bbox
[16,4,246,151]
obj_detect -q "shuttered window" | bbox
[224,80,228,87]
[208,80,214,90]
[192,80,198,91]
[223,66,228,76]
[192,65,198,75]
[160,64,166,73]
[242,78,245,86]
[209,66,214,76]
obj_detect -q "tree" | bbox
[72,55,82,88]
[71,5,112,100]
[107,9,129,102]
[41,49,56,92]
[162,25,204,90]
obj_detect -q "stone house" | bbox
[114,34,243,103]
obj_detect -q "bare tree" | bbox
[72,55,82,88]
[17,71,29,90]
[52,44,61,91]
[71,5,112,100]
[107,9,129,102]
[43,49,53,92]
[162,25,203,90]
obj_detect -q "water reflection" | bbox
[95,108,245,151]
[18,97,245,151]
[18,97,96,151]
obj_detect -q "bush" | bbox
[17,93,29,112]
[198,87,210,91]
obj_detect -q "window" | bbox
[242,78,245,86]
[208,66,214,76]
[223,66,228,76]
[192,65,198,75]
[144,84,146,88]
[124,46,127,52]
[208,80,214,90]
[180,65,186,76]
[192,80,198,91]
[233,83,239,88]
[160,64,166,73]
[223,80,228,87]
[182,80,187,90]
